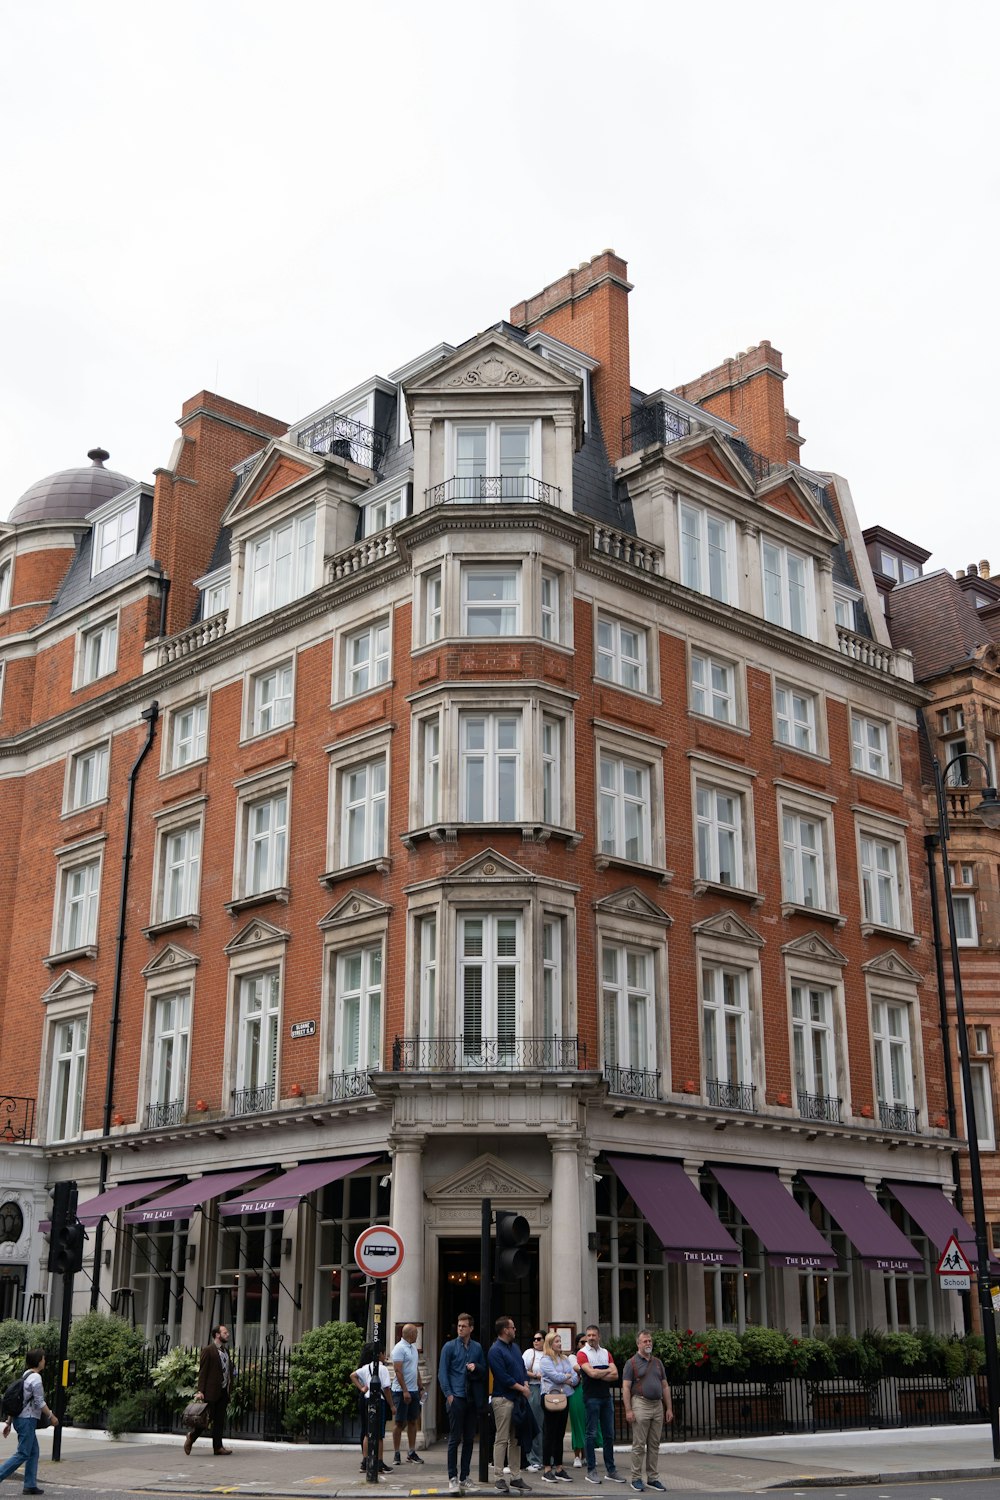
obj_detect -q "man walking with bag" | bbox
[185,1325,233,1457]
[621,1331,672,1492]
[0,1348,58,1495]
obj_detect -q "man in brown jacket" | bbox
[184,1325,234,1456]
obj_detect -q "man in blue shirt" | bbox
[488,1316,531,1494]
[438,1312,486,1494]
[391,1324,425,1465]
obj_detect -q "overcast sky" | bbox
[2,1,996,574]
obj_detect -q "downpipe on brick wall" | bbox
[89,701,159,1310]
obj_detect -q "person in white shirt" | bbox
[522,1332,545,1471]
[350,1342,392,1474]
[0,1348,58,1495]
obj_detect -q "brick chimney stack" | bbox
[673,341,800,467]
[510,249,633,462]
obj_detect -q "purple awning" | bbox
[608,1155,740,1266]
[802,1173,921,1270]
[123,1167,271,1225]
[711,1166,838,1270]
[886,1181,1000,1274]
[218,1155,378,1217]
[76,1178,180,1228]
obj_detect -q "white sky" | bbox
[2,1,997,574]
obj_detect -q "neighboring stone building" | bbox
[871,537,1000,1263]
[0,252,973,1400]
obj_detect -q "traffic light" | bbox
[495,1211,530,1280]
[48,1180,85,1275]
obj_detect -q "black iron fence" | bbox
[879,1101,919,1133]
[231,1084,275,1117]
[391,1035,587,1072]
[0,1096,35,1144]
[426,476,558,505]
[122,1349,990,1443]
[706,1079,757,1113]
[604,1065,660,1100]
[294,412,388,472]
[798,1091,843,1125]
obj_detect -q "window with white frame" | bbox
[860,833,902,929]
[424,567,442,643]
[792,985,837,1108]
[244,790,288,897]
[833,587,861,631]
[879,551,921,584]
[542,918,563,1042]
[851,712,891,778]
[201,573,230,618]
[334,946,382,1073]
[691,651,736,723]
[57,856,101,953]
[599,754,650,864]
[157,822,202,923]
[762,538,814,636]
[971,1063,996,1150]
[782,811,826,909]
[602,944,653,1076]
[542,716,561,825]
[695,783,744,887]
[951,892,978,945]
[461,566,521,637]
[871,998,914,1114]
[93,496,139,575]
[149,991,190,1120]
[168,700,207,769]
[69,743,109,810]
[0,561,11,612]
[943,736,971,787]
[250,661,293,736]
[775,683,818,753]
[364,487,406,536]
[235,971,280,1109]
[939,707,965,735]
[418,915,438,1041]
[459,913,520,1062]
[974,1025,991,1055]
[344,620,390,697]
[341,757,387,866]
[596,614,647,692]
[679,501,732,603]
[460,713,521,822]
[245,508,316,622]
[541,570,560,642]
[702,966,752,1093]
[79,617,118,685]
[422,716,441,825]
[452,422,535,499]
[48,1015,88,1142]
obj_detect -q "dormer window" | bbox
[833,585,862,632]
[198,568,230,619]
[879,550,920,583]
[92,495,139,576]
[444,421,541,502]
[362,483,409,538]
[244,508,316,623]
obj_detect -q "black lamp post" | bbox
[932,751,1000,1459]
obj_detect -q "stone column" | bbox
[388,1137,425,1331]
[550,1138,583,1323]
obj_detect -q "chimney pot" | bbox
[981,560,990,578]
[968,563,978,577]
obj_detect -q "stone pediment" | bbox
[861,949,923,982]
[318,890,393,930]
[222,440,323,528]
[446,848,536,884]
[691,909,765,948]
[407,332,579,399]
[224,916,291,955]
[781,931,848,967]
[594,887,671,927]
[756,472,841,544]
[428,1152,548,1206]
[41,969,96,1004]
[141,942,200,979]
[666,432,756,497]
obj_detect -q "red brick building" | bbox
[0,253,973,1393]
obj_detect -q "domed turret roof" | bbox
[9,449,135,526]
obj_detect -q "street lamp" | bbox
[931,750,1000,1460]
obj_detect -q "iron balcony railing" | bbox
[0,1096,35,1144]
[604,1065,660,1101]
[797,1091,843,1125]
[145,1099,184,1130]
[879,1100,919,1133]
[426,475,559,506]
[723,434,773,483]
[294,411,387,471]
[231,1084,275,1117]
[328,1070,375,1101]
[707,1078,757,1113]
[623,402,693,455]
[391,1035,587,1072]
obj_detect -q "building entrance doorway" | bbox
[436,1236,539,1433]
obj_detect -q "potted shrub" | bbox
[284,1322,364,1440]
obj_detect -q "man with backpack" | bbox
[0,1348,58,1495]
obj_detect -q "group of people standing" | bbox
[435,1318,673,1495]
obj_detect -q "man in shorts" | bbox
[391,1323,425,1465]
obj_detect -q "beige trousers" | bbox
[492,1396,521,1482]
[629,1394,664,1481]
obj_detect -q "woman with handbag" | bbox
[537,1331,577,1483]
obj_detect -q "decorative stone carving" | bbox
[449,354,538,388]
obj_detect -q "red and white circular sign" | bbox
[354,1224,405,1278]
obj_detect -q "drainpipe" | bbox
[90,702,159,1310]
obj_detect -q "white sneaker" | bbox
[528,1465,542,1473]
[573,1459,583,1469]
[450,1480,461,1494]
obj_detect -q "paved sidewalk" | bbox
[20,1424,1000,1496]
